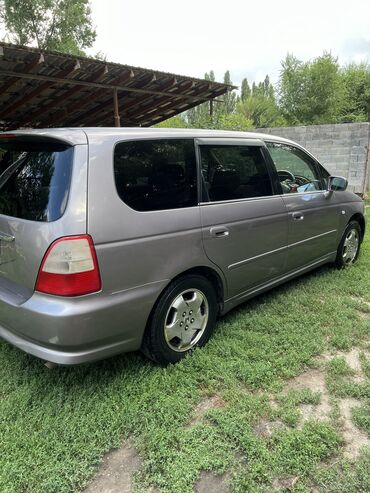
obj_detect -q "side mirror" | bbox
[328,176,348,192]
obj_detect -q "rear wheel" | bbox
[142,275,218,365]
[335,220,361,268]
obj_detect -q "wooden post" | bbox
[113,88,120,127]
[209,98,213,117]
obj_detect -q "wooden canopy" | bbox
[0,42,234,129]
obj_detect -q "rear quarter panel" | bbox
[0,144,88,293]
[86,133,226,342]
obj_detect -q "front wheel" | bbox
[335,220,361,268]
[141,275,218,365]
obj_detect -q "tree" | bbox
[236,74,283,128]
[186,71,217,128]
[217,112,253,131]
[278,52,344,125]
[237,93,283,128]
[156,115,188,128]
[241,78,251,101]
[0,0,96,55]
[340,63,370,122]
[220,70,236,114]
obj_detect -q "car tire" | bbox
[141,274,218,365]
[335,220,362,269]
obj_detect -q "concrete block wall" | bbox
[253,123,370,194]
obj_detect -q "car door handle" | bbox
[210,226,230,238]
[292,212,304,221]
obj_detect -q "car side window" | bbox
[267,142,323,194]
[199,145,273,202]
[114,139,198,211]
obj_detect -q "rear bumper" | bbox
[0,323,138,364]
[0,280,167,364]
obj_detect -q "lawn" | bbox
[0,215,369,493]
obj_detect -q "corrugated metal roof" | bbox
[0,42,234,129]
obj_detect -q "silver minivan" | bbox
[0,128,366,365]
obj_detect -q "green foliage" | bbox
[340,63,370,122]
[241,78,251,101]
[237,94,282,128]
[186,71,282,130]
[156,115,189,128]
[326,357,354,377]
[0,0,96,55]
[311,450,370,493]
[279,52,344,125]
[217,112,253,131]
[352,401,370,435]
[276,388,321,427]
[220,70,237,114]
[272,422,342,475]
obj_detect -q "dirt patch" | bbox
[189,395,226,426]
[271,476,299,491]
[341,348,364,372]
[358,310,370,320]
[253,419,286,438]
[84,445,142,493]
[350,295,370,308]
[195,471,230,493]
[276,348,370,458]
[284,368,331,425]
[285,368,326,393]
[339,398,370,458]
[319,347,368,382]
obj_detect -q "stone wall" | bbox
[253,123,370,194]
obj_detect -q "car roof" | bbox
[0,127,298,147]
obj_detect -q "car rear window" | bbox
[114,139,197,211]
[0,140,73,222]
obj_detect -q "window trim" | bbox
[112,137,200,213]
[194,138,277,204]
[265,141,327,195]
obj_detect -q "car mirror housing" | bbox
[328,176,348,192]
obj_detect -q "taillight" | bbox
[35,235,101,296]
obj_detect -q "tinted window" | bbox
[0,141,73,222]
[199,145,273,201]
[267,142,323,193]
[114,139,197,211]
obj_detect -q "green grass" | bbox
[276,388,321,427]
[1,219,370,493]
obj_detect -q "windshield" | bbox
[0,141,73,222]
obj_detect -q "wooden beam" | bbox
[85,79,203,126]
[38,70,136,127]
[81,81,215,128]
[0,62,81,119]
[18,65,110,126]
[66,73,164,126]
[0,53,44,96]
[125,81,210,119]
[0,69,224,103]
[117,76,181,114]
[138,91,225,126]
[113,89,120,127]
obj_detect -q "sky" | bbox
[86,0,370,89]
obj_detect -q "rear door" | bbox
[0,133,88,298]
[197,138,288,300]
[266,142,340,271]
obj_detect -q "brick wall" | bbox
[253,123,370,194]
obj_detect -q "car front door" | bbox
[197,138,288,300]
[266,141,340,272]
